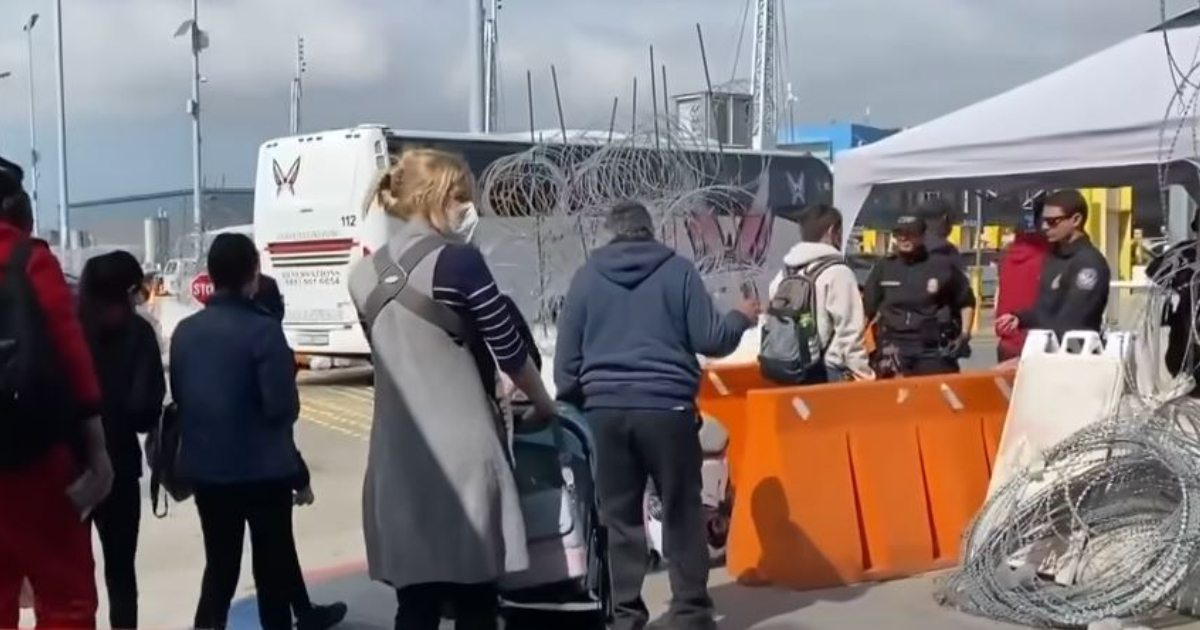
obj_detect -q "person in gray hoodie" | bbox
[767,204,874,382]
[555,200,759,630]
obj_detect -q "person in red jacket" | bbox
[0,156,113,629]
[994,205,1051,362]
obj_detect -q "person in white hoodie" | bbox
[767,204,874,382]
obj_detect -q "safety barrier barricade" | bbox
[726,370,1014,591]
[696,363,773,488]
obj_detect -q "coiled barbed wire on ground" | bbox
[479,117,768,323]
[938,400,1200,628]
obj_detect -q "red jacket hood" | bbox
[1004,234,1050,263]
[995,235,1051,358]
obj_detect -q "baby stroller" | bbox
[499,402,611,630]
[646,412,732,567]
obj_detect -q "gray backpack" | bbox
[759,256,844,385]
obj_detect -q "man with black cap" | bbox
[919,197,977,357]
[919,197,966,273]
[996,189,1109,343]
[863,213,976,377]
[555,200,758,630]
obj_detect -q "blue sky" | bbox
[0,0,1191,230]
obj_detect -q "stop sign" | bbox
[190,272,215,305]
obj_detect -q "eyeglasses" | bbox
[1042,215,1072,227]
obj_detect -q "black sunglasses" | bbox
[1042,215,1073,227]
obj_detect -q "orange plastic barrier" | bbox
[696,363,773,487]
[727,370,1013,591]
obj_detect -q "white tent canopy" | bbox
[835,11,1200,233]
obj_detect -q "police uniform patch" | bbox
[1051,274,1061,290]
[1076,268,1098,290]
[927,278,939,294]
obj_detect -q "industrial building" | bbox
[65,187,253,257]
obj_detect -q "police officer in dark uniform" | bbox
[919,198,965,273]
[919,198,976,360]
[997,189,1109,342]
[864,214,976,377]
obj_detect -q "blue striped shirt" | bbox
[431,243,529,375]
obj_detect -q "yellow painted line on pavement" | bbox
[301,405,371,432]
[298,386,374,441]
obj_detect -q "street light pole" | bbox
[289,36,306,135]
[23,14,40,236]
[175,0,207,251]
[52,0,69,250]
[0,72,12,141]
[0,72,11,154]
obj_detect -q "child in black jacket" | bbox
[253,274,346,630]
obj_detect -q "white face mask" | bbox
[451,202,480,243]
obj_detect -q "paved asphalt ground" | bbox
[25,317,1194,629]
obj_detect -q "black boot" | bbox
[296,602,348,630]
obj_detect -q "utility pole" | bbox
[289,36,307,135]
[749,0,777,150]
[52,0,69,249]
[482,0,501,133]
[0,72,10,149]
[468,0,485,133]
[785,81,797,145]
[175,0,208,246]
[23,14,40,236]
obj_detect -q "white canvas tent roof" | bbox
[834,11,1200,233]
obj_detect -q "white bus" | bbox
[252,125,833,358]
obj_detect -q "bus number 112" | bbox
[340,215,357,228]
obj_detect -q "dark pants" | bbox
[394,582,497,630]
[588,408,714,630]
[287,506,313,616]
[904,355,960,376]
[93,475,141,629]
[193,479,296,630]
[824,364,854,383]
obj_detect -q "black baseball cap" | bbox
[894,214,926,236]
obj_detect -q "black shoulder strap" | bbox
[3,239,33,286]
[803,255,845,279]
[361,235,476,344]
[783,255,843,281]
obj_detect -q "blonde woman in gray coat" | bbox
[348,147,556,630]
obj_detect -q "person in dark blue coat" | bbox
[170,233,305,630]
[554,200,760,630]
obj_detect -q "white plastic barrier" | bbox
[986,329,1130,500]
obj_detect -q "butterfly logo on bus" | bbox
[683,171,774,274]
[272,157,301,196]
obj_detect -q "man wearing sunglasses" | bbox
[996,189,1109,342]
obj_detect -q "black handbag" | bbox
[146,402,193,517]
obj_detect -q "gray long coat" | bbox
[348,219,529,589]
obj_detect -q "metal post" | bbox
[468,0,485,133]
[749,0,777,150]
[482,0,499,133]
[290,36,306,135]
[52,0,69,249]
[24,15,40,235]
[189,0,203,241]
